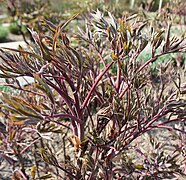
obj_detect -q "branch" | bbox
[43,113,82,124]
[81,61,114,109]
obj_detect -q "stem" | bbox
[44,113,82,124]
[127,86,131,118]
[45,79,75,115]
[119,83,129,98]
[119,54,162,98]
[81,61,114,109]
[135,56,158,77]
[97,51,115,89]
[152,116,186,128]
[42,117,70,129]
[116,60,121,93]
[135,51,181,77]
[41,79,79,136]
[144,107,167,128]
[62,71,84,140]
[47,161,77,179]
[20,137,41,154]
[135,89,141,130]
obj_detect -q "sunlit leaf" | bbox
[30,166,37,179]
[9,130,16,141]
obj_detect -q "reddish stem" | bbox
[116,60,121,93]
[81,61,114,109]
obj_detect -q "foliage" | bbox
[50,0,129,16]
[9,21,27,35]
[6,0,63,43]
[5,0,184,46]
[0,85,9,92]
[0,25,9,42]
[0,10,186,179]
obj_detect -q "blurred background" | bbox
[0,0,186,19]
[0,0,185,42]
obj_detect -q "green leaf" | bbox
[135,164,145,169]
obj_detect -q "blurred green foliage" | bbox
[9,21,27,35]
[0,25,9,42]
[0,85,9,92]
[50,0,179,16]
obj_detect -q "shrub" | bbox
[0,11,185,179]
[0,25,9,42]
